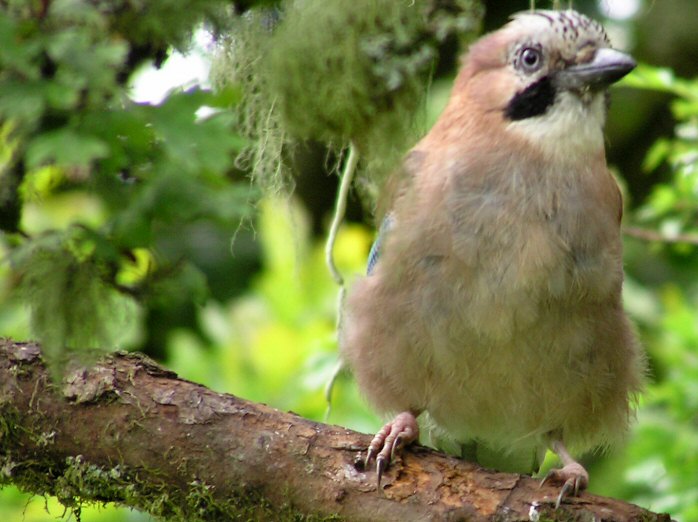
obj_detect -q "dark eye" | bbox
[519,47,543,73]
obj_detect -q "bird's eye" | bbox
[519,47,543,73]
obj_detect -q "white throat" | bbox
[506,91,607,163]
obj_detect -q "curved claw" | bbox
[365,446,377,469]
[376,455,387,486]
[556,478,576,509]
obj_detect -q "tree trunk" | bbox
[0,339,670,521]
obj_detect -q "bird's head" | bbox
[454,9,636,160]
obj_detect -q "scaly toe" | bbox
[364,411,419,486]
[540,462,589,508]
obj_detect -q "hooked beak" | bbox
[555,48,636,91]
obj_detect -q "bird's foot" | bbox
[540,462,589,509]
[365,411,419,486]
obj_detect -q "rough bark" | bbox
[0,339,670,521]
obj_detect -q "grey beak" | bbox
[555,48,636,91]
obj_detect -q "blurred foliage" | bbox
[1,0,698,521]
[613,65,698,521]
[163,199,381,433]
[0,0,252,374]
[0,0,258,516]
[623,65,698,243]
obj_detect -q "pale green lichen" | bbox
[12,236,139,382]
[212,0,483,207]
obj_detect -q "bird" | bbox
[340,8,646,508]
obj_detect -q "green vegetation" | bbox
[1,0,697,520]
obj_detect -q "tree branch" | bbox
[0,339,670,521]
[624,226,698,246]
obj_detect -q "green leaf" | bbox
[145,88,245,173]
[642,139,671,173]
[26,128,109,168]
[0,15,42,74]
[0,80,48,124]
[147,261,210,308]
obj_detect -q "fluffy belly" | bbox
[421,296,620,453]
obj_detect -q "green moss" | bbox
[1,430,343,521]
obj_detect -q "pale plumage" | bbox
[340,9,646,506]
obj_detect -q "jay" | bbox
[340,9,646,507]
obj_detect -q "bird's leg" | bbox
[540,440,589,508]
[365,410,419,486]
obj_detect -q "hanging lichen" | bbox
[212,0,483,206]
[211,10,290,195]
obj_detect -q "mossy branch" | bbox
[0,339,669,521]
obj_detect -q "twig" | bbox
[325,143,359,287]
[623,226,698,246]
[0,339,672,521]
[323,142,359,418]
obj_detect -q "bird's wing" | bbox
[366,150,425,275]
[366,213,394,275]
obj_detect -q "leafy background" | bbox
[1,0,697,520]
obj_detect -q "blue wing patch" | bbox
[366,213,394,275]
